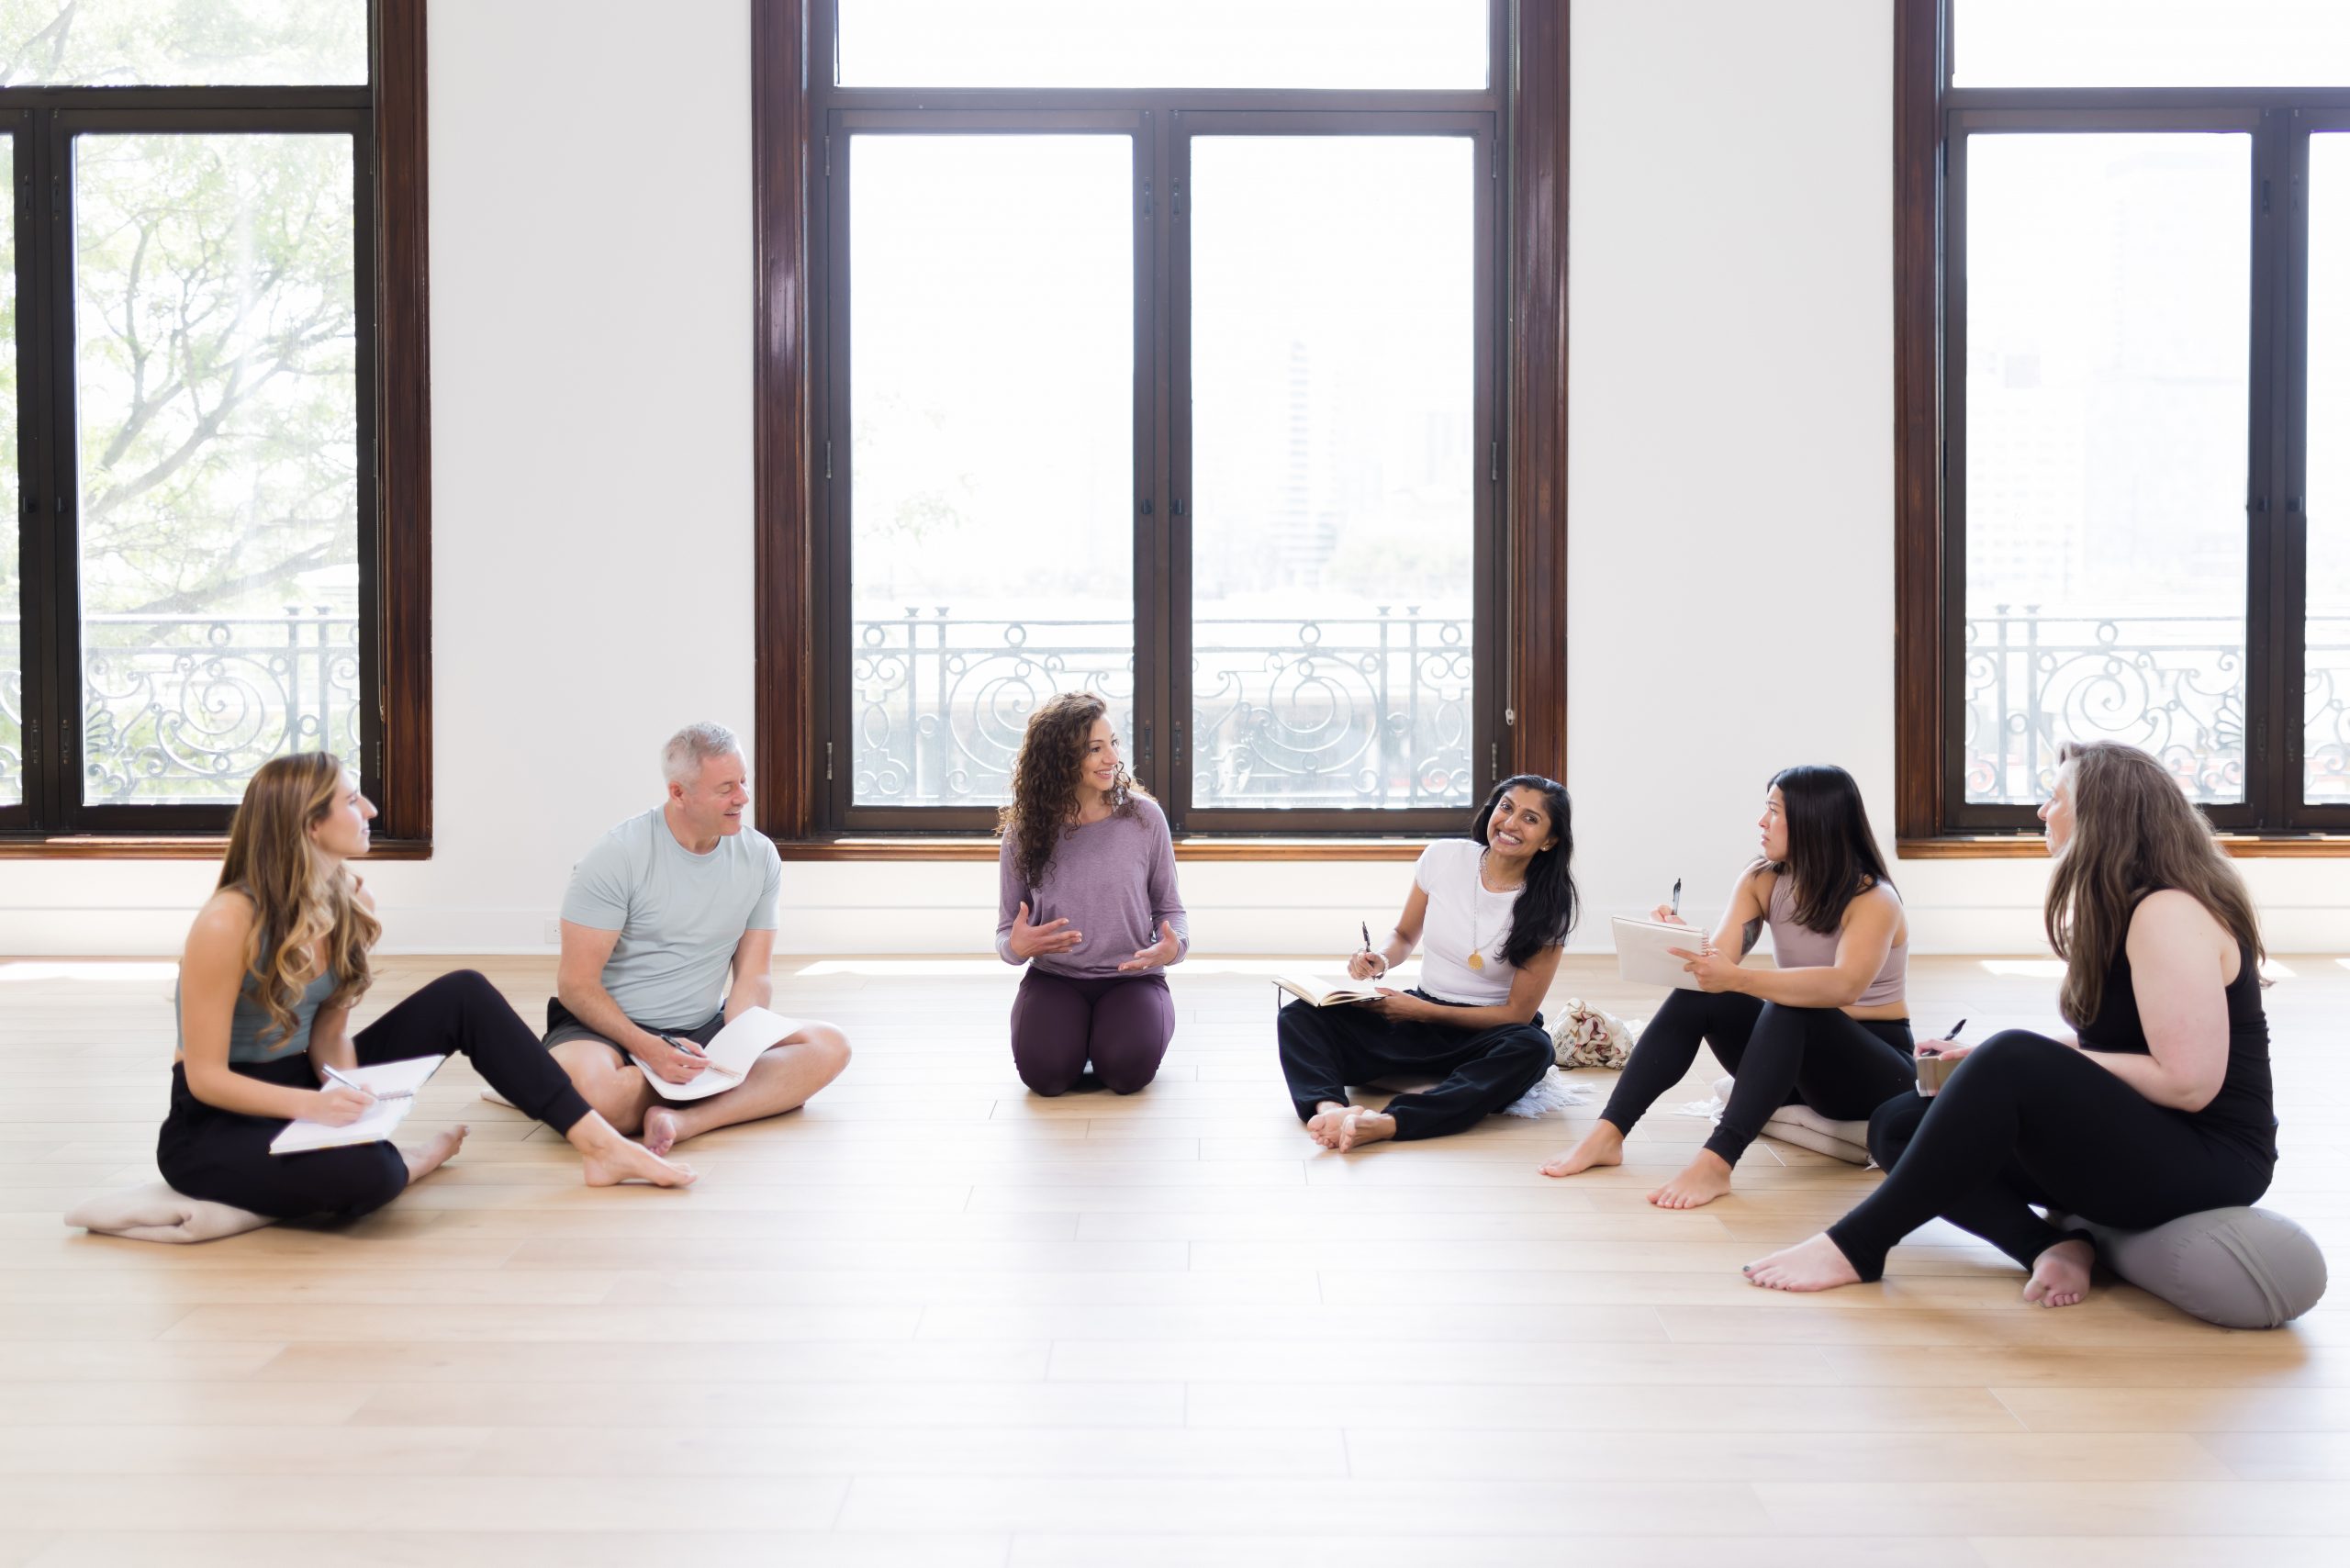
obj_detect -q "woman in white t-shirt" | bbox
[1278,775,1577,1150]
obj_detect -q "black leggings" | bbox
[156,969,595,1222]
[1828,1029,2274,1281]
[1599,989,1916,1165]
[1277,993,1554,1141]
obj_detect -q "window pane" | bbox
[75,133,360,805]
[2308,133,2350,804]
[1963,134,2250,806]
[0,0,364,86]
[848,136,1133,807]
[0,139,17,809]
[1190,137,1475,812]
[838,0,1485,90]
[1955,1,2350,88]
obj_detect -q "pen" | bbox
[655,1033,707,1059]
[1670,878,1682,917]
[1360,921,1372,954]
[1921,1019,1967,1058]
[319,1064,408,1102]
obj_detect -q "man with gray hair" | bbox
[543,722,850,1153]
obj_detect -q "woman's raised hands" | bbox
[1008,901,1085,961]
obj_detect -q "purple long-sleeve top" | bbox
[995,794,1192,978]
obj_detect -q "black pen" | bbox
[1923,1019,1966,1057]
[1670,878,1682,917]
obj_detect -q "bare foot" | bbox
[1334,1109,1397,1152]
[565,1113,696,1188]
[1540,1123,1624,1178]
[1648,1150,1733,1209]
[2023,1238,2095,1308]
[642,1104,683,1158]
[1304,1103,1354,1149]
[400,1125,468,1184]
[1742,1233,1863,1293]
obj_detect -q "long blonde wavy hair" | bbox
[2045,739,2262,1027]
[217,753,380,1044]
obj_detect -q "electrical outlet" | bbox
[543,918,561,945]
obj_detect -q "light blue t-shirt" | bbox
[560,807,783,1030]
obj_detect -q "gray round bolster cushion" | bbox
[2048,1205,2327,1329]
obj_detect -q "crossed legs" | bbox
[552,1024,853,1154]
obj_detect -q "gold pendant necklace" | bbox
[1468,849,1496,970]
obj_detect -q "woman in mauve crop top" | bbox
[1543,764,1917,1209]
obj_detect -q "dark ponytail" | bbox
[1472,774,1578,969]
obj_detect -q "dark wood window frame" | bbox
[1896,0,2350,857]
[753,0,1567,860]
[0,0,431,860]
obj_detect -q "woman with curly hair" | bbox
[1744,741,2277,1305]
[164,753,692,1220]
[993,691,1189,1095]
[1277,775,1577,1151]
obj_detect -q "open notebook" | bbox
[638,1006,802,1103]
[1270,973,1383,1008]
[1611,916,1711,991]
[270,1055,447,1155]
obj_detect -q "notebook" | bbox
[638,1005,802,1103]
[1270,973,1383,1008]
[269,1054,447,1155]
[1611,916,1711,990]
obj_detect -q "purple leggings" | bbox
[1010,969,1174,1095]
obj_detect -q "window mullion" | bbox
[2276,111,2319,825]
[35,108,76,831]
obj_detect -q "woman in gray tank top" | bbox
[1541,765,1916,1208]
[162,753,695,1221]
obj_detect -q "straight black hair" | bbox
[1765,764,1894,933]
[1472,773,1579,968]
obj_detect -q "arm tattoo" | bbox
[1739,917,1762,959]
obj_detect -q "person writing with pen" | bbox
[543,722,852,1157]
[1541,765,1917,1207]
[1275,776,1576,1151]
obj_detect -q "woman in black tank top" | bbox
[1741,741,2277,1307]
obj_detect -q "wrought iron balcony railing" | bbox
[1964,606,2350,806]
[0,609,361,806]
[851,607,1472,809]
[6,605,2344,812]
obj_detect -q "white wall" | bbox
[2,0,2342,957]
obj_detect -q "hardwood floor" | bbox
[2,951,2344,1566]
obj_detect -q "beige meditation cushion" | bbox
[1711,1075,1872,1165]
[65,1181,274,1244]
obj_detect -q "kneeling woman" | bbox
[994,692,1189,1095]
[1279,776,1575,1151]
[1542,765,1915,1207]
[165,754,693,1220]
[1745,741,2276,1305]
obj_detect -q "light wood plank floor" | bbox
[2,952,2344,1567]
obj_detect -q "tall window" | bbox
[1,1,426,844]
[1898,0,2350,840]
[800,0,1505,834]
